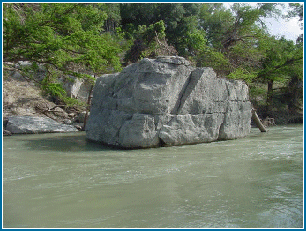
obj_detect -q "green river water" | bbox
[3,124,303,228]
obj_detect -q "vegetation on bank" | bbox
[3,3,303,123]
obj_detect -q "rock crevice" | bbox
[86,56,252,149]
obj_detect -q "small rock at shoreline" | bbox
[3,130,12,136]
[5,116,79,134]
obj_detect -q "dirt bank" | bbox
[3,70,84,133]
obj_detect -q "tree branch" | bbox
[258,56,303,78]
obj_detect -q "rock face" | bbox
[5,116,78,134]
[86,56,252,148]
[62,76,92,102]
[9,61,92,103]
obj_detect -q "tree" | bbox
[196,3,276,78]
[287,3,303,44]
[123,20,177,63]
[257,37,303,113]
[287,3,303,22]
[119,3,201,57]
[155,3,201,56]
[119,3,158,37]
[198,3,234,48]
[3,3,123,106]
[194,2,304,118]
[98,3,121,33]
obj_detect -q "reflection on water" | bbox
[3,125,303,228]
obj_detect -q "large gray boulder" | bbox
[5,116,78,134]
[86,56,252,148]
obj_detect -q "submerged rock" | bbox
[5,116,78,134]
[86,56,252,148]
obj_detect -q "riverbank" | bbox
[3,69,86,135]
[3,68,302,136]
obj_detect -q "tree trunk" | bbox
[287,75,302,113]
[266,79,274,113]
[251,108,267,132]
